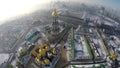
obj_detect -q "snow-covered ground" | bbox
[0,53,9,65]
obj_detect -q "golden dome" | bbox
[52,9,57,17]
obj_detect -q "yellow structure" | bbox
[35,56,50,65]
[52,48,57,54]
[31,42,57,65]
[110,53,117,60]
[52,9,57,17]
[51,9,60,35]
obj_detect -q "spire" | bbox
[52,9,57,17]
[51,9,59,35]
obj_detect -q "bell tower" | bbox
[52,9,59,35]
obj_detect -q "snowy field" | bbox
[0,53,9,65]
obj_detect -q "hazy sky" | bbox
[0,0,51,25]
[0,0,119,25]
[100,0,120,8]
[74,0,120,10]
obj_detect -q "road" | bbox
[58,15,84,26]
[5,22,35,68]
[4,12,110,67]
[96,29,109,56]
[10,25,33,52]
[4,11,82,68]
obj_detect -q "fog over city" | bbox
[0,0,120,24]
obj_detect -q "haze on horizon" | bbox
[0,0,120,25]
[0,0,51,25]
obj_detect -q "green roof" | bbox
[27,31,40,41]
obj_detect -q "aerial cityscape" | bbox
[0,0,120,68]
